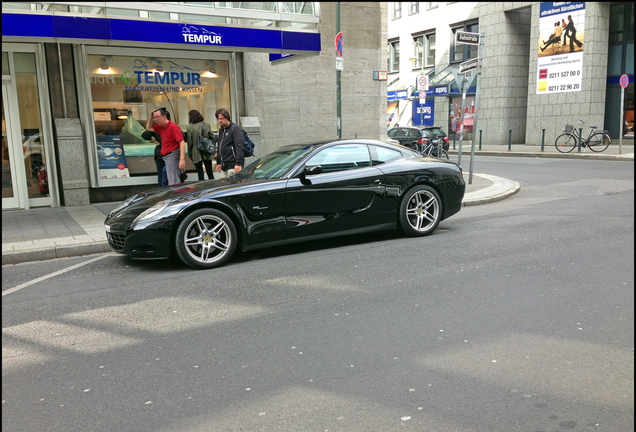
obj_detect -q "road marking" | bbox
[2,253,115,297]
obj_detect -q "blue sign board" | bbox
[434,86,448,95]
[412,98,435,126]
[387,90,409,101]
[2,13,321,53]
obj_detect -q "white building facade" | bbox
[387,2,633,147]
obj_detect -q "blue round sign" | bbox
[620,74,629,88]
[335,32,343,57]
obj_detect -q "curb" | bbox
[2,242,111,265]
[463,180,520,206]
[448,150,634,161]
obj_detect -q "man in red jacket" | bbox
[146,107,186,185]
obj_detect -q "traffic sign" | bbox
[417,75,429,91]
[459,58,478,75]
[455,31,480,46]
[419,91,426,101]
[620,74,629,88]
[335,32,343,57]
[335,57,343,71]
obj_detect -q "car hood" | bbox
[107,176,273,221]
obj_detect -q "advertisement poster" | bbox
[97,135,130,179]
[412,98,435,127]
[449,96,476,133]
[537,2,585,94]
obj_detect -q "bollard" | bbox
[479,130,482,150]
[541,129,545,152]
[453,133,456,150]
[578,128,582,152]
[508,130,512,151]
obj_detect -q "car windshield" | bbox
[238,145,317,179]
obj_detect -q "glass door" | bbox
[2,83,22,209]
[2,46,55,210]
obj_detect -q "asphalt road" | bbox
[2,157,634,432]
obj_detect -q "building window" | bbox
[410,2,419,14]
[388,39,400,73]
[392,2,402,20]
[427,2,438,10]
[412,32,436,69]
[451,20,478,63]
[87,54,231,180]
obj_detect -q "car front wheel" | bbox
[399,185,442,236]
[175,208,237,269]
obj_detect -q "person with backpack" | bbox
[214,108,244,177]
[186,109,216,181]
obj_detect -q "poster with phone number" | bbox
[97,135,130,179]
[536,2,585,94]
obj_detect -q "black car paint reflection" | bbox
[104,140,465,269]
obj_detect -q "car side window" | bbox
[387,129,397,138]
[369,146,402,166]
[305,144,372,173]
[408,129,420,138]
[396,128,408,138]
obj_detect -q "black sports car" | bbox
[104,139,465,269]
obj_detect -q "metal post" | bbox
[619,85,625,154]
[468,32,484,185]
[453,133,456,150]
[508,130,512,151]
[578,127,582,152]
[457,75,468,167]
[541,129,545,151]
[336,2,342,139]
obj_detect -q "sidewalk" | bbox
[2,144,632,265]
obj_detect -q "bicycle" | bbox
[554,120,611,153]
[416,138,449,159]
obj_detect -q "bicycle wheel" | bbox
[439,149,449,159]
[555,133,577,153]
[588,132,610,152]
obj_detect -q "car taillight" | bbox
[444,137,449,142]
[417,138,423,145]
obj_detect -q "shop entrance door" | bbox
[2,82,24,209]
[2,47,55,210]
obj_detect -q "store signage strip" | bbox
[1,13,321,53]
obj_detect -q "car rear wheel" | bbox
[399,185,442,236]
[175,208,237,269]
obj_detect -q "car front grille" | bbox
[107,231,126,251]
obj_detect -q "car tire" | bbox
[174,208,237,269]
[399,185,442,237]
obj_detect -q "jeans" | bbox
[155,158,168,186]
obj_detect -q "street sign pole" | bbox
[336,3,341,139]
[457,74,468,167]
[468,33,484,185]
[619,74,628,154]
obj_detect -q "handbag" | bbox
[197,123,216,154]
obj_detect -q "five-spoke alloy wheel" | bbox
[399,185,442,236]
[175,208,237,269]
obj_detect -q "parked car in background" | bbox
[105,139,465,269]
[387,126,450,152]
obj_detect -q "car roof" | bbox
[278,139,409,152]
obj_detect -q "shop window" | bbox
[87,55,231,180]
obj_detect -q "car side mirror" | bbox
[299,165,322,185]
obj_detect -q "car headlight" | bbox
[133,200,170,225]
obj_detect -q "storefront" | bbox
[2,10,321,209]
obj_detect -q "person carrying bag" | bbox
[187,110,217,181]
